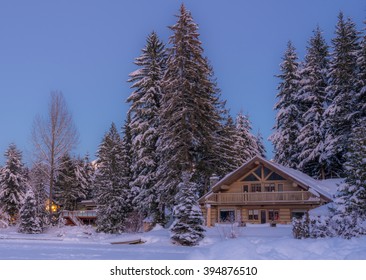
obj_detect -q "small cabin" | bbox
[199,156,338,226]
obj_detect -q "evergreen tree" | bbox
[297,27,330,179]
[214,115,239,176]
[255,131,267,158]
[54,154,85,211]
[0,144,27,225]
[127,32,166,223]
[95,123,131,233]
[344,126,366,216]
[18,189,42,234]
[233,112,260,165]
[170,172,205,246]
[270,41,302,168]
[29,163,49,229]
[356,20,366,123]
[322,12,360,178]
[156,4,223,214]
[81,153,95,200]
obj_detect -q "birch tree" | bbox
[32,91,78,221]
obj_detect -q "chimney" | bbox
[209,174,220,188]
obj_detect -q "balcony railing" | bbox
[206,191,320,205]
[60,210,97,218]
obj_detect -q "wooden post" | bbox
[206,204,211,227]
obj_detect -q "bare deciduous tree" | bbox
[32,91,78,221]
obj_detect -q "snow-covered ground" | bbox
[0,224,366,260]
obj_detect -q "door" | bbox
[260,210,266,224]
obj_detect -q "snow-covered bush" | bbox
[328,212,366,239]
[309,215,330,238]
[0,212,9,228]
[124,211,144,233]
[215,222,242,239]
[292,216,309,239]
[18,189,42,234]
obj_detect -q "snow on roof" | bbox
[309,202,335,217]
[200,156,342,202]
[268,160,342,200]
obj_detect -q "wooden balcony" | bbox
[60,210,97,226]
[205,191,320,205]
[61,210,97,218]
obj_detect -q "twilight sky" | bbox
[0,0,365,165]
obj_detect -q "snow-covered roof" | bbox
[200,156,341,202]
[268,160,341,200]
[308,203,335,217]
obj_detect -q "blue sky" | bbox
[0,0,365,165]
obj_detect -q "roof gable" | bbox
[201,156,336,202]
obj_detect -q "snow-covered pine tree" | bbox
[156,4,223,213]
[322,12,360,178]
[356,20,366,123]
[29,163,49,229]
[297,27,330,179]
[127,31,166,223]
[170,172,205,246]
[234,112,260,165]
[270,41,302,169]
[0,144,27,225]
[18,188,42,234]
[255,131,267,158]
[54,154,86,211]
[95,123,131,233]
[329,125,366,238]
[81,153,95,200]
[214,115,239,177]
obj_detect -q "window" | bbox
[267,172,286,181]
[243,185,249,192]
[248,209,259,220]
[251,183,261,192]
[242,173,260,181]
[291,210,306,219]
[264,183,275,192]
[220,210,235,223]
[268,210,279,221]
[254,167,262,178]
[263,166,271,178]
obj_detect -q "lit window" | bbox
[248,209,259,220]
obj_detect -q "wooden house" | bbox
[199,156,338,226]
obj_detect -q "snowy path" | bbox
[1,224,366,260]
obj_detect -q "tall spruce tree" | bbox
[156,4,222,215]
[356,20,366,123]
[322,12,360,178]
[81,153,95,200]
[255,131,267,158]
[54,154,86,211]
[297,27,329,179]
[127,32,166,223]
[0,144,27,225]
[271,41,302,168]
[214,114,239,176]
[330,125,366,238]
[95,123,131,233]
[234,112,260,165]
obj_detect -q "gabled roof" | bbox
[199,156,340,203]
